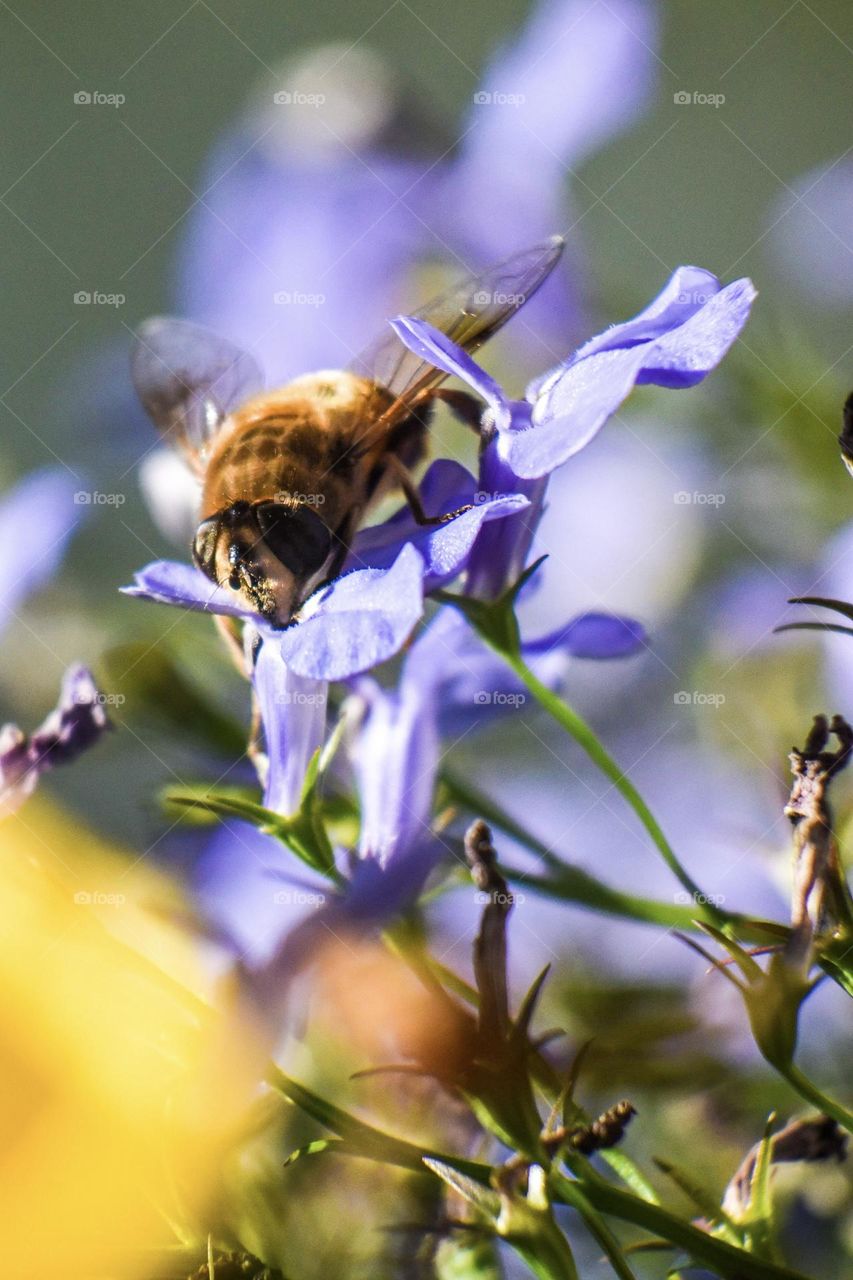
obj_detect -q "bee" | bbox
[131,237,563,628]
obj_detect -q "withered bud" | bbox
[723,1115,847,1219]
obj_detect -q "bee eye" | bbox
[192,518,220,579]
[254,501,332,578]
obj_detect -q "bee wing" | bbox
[349,236,564,426]
[131,317,264,470]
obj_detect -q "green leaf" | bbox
[282,1137,346,1168]
[423,1158,500,1217]
[742,1116,779,1260]
[164,765,340,878]
[600,1151,660,1205]
[268,1067,812,1280]
[434,557,547,658]
[653,1158,742,1245]
[775,621,853,639]
[788,595,853,623]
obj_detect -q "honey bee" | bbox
[131,237,563,628]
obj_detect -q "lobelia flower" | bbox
[0,468,82,636]
[177,0,658,382]
[123,463,529,815]
[340,602,647,922]
[391,265,758,599]
[126,265,755,824]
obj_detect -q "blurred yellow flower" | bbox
[0,799,263,1279]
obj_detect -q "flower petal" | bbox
[252,640,327,817]
[526,611,647,659]
[279,543,425,680]
[508,273,756,478]
[350,459,529,589]
[121,560,255,621]
[389,318,511,425]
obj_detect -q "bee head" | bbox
[193,498,334,627]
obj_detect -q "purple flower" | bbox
[123,465,526,812]
[0,469,83,636]
[0,665,110,814]
[392,266,757,597]
[178,0,658,377]
[338,598,646,921]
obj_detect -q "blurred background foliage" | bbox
[3,3,853,1277]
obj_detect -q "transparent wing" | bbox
[131,317,264,469]
[349,236,564,424]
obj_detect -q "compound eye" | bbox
[254,501,333,578]
[192,517,220,580]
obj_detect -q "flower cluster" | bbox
[125,263,755,930]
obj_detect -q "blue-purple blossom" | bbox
[338,599,646,922]
[0,469,83,636]
[123,464,527,812]
[0,665,110,814]
[392,266,757,598]
[178,0,657,378]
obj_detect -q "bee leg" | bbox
[386,454,474,527]
[431,388,486,432]
[214,614,250,677]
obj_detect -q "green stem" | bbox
[778,1062,853,1134]
[443,765,708,930]
[500,650,727,929]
